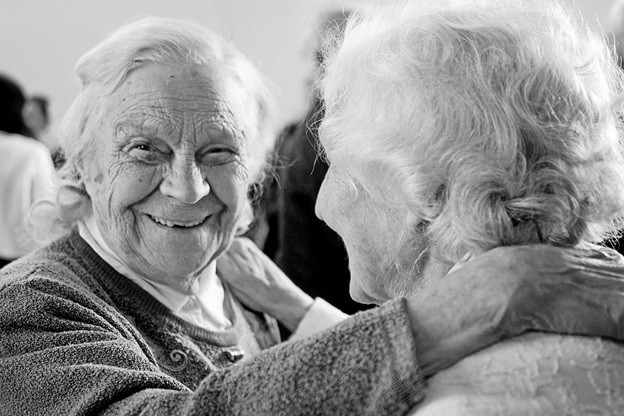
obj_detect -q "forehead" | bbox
[106,63,252,136]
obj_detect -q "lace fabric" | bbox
[412,333,624,415]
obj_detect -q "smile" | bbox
[147,214,208,228]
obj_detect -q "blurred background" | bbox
[0,0,616,148]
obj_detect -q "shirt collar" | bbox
[77,214,232,329]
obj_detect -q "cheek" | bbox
[317,183,354,234]
[88,165,162,246]
[112,166,161,205]
[207,165,248,212]
[95,165,160,213]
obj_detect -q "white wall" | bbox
[0,0,617,147]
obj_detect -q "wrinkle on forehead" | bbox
[111,95,246,146]
[100,66,254,167]
[108,64,249,137]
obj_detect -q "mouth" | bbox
[146,214,208,229]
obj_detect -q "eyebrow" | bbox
[113,117,165,139]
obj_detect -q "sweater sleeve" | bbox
[0,277,425,416]
[289,297,349,341]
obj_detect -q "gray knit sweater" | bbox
[0,231,424,415]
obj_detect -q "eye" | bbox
[131,144,152,152]
[199,147,238,165]
[124,141,165,163]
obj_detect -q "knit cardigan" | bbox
[0,231,424,416]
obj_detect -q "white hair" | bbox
[319,0,624,263]
[34,17,279,238]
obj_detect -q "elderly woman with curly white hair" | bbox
[2,10,624,416]
[311,0,624,413]
[223,0,624,414]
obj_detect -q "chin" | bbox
[348,257,389,305]
[349,281,384,305]
[150,251,213,278]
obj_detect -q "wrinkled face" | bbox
[81,63,253,290]
[316,163,429,304]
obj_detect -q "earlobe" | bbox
[56,183,92,222]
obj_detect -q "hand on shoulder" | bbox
[406,244,624,376]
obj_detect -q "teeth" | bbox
[149,215,204,228]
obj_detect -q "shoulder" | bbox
[0,133,49,155]
[416,334,624,415]
[586,242,624,263]
[0,235,145,342]
[0,134,53,172]
[0,235,98,302]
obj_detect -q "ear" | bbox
[56,183,92,222]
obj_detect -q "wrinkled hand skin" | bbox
[501,245,624,340]
[217,238,314,331]
[407,244,624,376]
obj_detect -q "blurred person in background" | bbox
[275,9,369,314]
[609,0,624,68]
[21,94,67,168]
[22,95,51,141]
[0,74,55,269]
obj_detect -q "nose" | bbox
[315,175,330,221]
[160,159,211,205]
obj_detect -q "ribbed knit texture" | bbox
[0,231,425,415]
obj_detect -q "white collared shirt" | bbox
[78,215,233,330]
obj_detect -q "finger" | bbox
[225,284,258,310]
[219,252,269,289]
[226,238,250,257]
[216,254,243,283]
[230,242,272,275]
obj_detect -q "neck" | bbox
[417,251,455,292]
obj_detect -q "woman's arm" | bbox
[220,240,624,377]
[217,238,316,332]
[0,278,422,416]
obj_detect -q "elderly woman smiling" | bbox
[2,14,624,416]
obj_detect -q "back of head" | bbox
[320,0,624,261]
[313,10,354,67]
[0,74,32,137]
[22,95,50,140]
[28,96,49,123]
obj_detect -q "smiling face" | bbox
[81,63,254,290]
